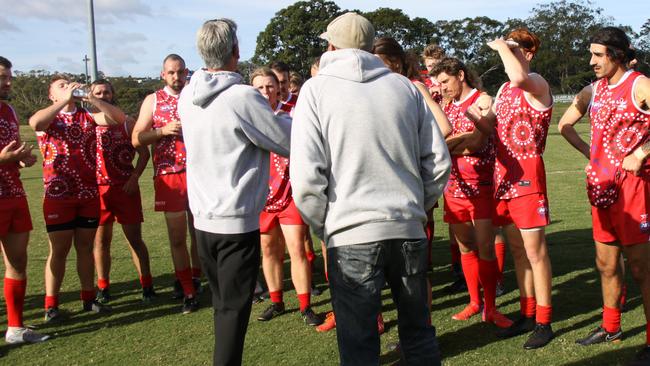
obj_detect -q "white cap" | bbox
[320,12,375,52]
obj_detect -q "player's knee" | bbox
[596,257,618,277]
[627,261,648,283]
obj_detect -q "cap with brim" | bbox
[320,12,375,52]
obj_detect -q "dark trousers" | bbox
[328,238,441,366]
[196,229,260,366]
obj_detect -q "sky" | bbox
[1,0,647,77]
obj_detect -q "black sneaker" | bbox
[496,281,506,297]
[311,283,322,296]
[193,278,203,295]
[576,326,623,346]
[44,307,61,323]
[443,277,467,294]
[172,280,184,300]
[181,296,199,314]
[96,288,111,304]
[257,302,285,321]
[301,307,323,326]
[83,299,111,313]
[523,323,554,349]
[497,316,536,338]
[628,346,650,366]
[142,286,157,304]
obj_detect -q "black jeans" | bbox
[328,238,440,366]
[196,229,260,366]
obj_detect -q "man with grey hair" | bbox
[178,18,291,366]
[291,12,450,365]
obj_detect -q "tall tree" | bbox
[252,0,342,76]
[525,0,612,93]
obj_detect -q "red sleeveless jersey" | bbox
[444,89,495,198]
[37,108,98,199]
[264,108,293,213]
[0,102,26,198]
[152,89,186,177]
[494,81,552,199]
[96,122,135,186]
[587,70,650,208]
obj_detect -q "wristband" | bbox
[634,148,646,161]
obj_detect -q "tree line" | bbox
[6,0,650,123]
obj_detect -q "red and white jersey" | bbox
[423,74,443,104]
[264,108,293,213]
[0,102,26,198]
[444,89,495,198]
[494,80,552,199]
[152,88,186,177]
[37,108,98,199]
[96,121,135,186]
[587,70,650,207]
[283,93,298,108]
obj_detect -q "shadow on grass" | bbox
[561,343,644,366]
[18,272,214,338]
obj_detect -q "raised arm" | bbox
[622,77,650,174]
[88,92,126,126]
[414,81,452,137]
[29,95,71,132]
[488,38,551,104]
[558,85,592,160]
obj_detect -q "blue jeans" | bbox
[328,238,440,366]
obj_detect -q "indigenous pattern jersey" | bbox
[0,102,25,198]
[494,80,552,199]
[152,89,186,177]
[96,122,135,186]
[37,108,98,199]
[587,71,650,208]
[264,104,293,213]
[444,89,495,198]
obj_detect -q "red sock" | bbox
[81,290,95,302]
[45,295,59,309]
[325,270,329,283]
[536,305,552,325]
[269,290,283,304]
[175,268,196,297]
[602,306,621,333]
[450,242,461,266]
[520,296,536,318]
[461,251,481,306]
[495,242,506,282]
[646,323,649,346]
[97,277,110,290]
[140,274,153,288]
[306,251,316,268]
[620,284,627,308]
[4,277,26,327]
[478,258,498,313]
[191,267,202,279]
[297,292,310,312]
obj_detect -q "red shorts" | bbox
[443,187,495,224]
[592,174,650,246]
[493,193,550,229]
[0,197,33,236]
[154,172,188,212]
[259,200,305,233]
[99,185,144,225]
[43,197,100,227]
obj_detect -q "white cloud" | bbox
[2,0,151,23]
[0,16,19,31]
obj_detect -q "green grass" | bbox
[1,103,647,365]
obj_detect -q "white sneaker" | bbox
[5,327,50,344]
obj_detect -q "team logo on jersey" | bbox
[537,200,548,217]
[615,99,628,111]
[640,214,650,233]
[159,105,172,112]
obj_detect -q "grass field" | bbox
[1,103,648,365]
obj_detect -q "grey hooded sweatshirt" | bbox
[290,49,451,248]
[178,69,291,234]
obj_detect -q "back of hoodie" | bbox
[290,49,451,247]
[178,69,291,234]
